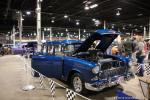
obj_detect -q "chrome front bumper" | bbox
[85,80,118,91]
[85,75,124,91]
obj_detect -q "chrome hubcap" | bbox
[73,76,82,92]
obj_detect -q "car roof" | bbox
[46,40,82,45]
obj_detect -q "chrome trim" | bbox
[85,81,118,91]
[85,83,105,91]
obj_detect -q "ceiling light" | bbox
[76,21,79,25]
[112,25,114,29]
[16,11,19,14]
[84,29,86,32]
[89,4,98,9]
[94,20,100,26]
[116,8,122,11]
[116,11,120,16]
[123,26,125,30]
[137,13,143,16]
[44,28,46,31]
[51,20,54,23]
[83,1,92,4]
[92,18,96,21]
[47,28,50,31]
[22,18,24,21]
[140,25,143,28]
[64,14,68,18]
[129,24,132,26]
[26,11,31,15]
[115,8,122,16]
[66,29,68,32]
[84,5,89,10]
[34,32,36,36]
[135,28,138,31]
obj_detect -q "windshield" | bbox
[45,43,81,56]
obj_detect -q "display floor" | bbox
[0,55,145,100]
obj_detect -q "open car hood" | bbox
[74,29,119,54]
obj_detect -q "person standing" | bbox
[136,36,145,76]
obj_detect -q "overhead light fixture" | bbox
[123,26,125,30]
[137,13,143,16]
[51,19,54,23]
[34,32,36,36]
[47,28,50,31]
[92,18,96,21]
[115,8,122,16]
[117,8,122,10]
[116,11,120,16]
[66,29,68,32]
[84,29,86,32]
[95,24,99,27]
[129,24,132,26]
[140,25,143,28]
[90,4,98,9]
[16,11,19,14]
[76,22,79,25]
[112,24,115,29]
[84,5,89,10]
[44,28,46,31]
[83,1,92,4]
[94,20,100,26]
[22,18,24,21]
[26,11,31,15]
[64,14,68,18]
[76,20,80,25]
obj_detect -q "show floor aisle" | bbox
[0,55,145,100]
[0,55,67,100]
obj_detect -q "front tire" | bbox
[71,73,87,94]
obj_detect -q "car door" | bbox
[32,54,54,77]
[50,55,63,79]
[43,45,63,78]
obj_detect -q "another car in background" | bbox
[12,41,37,55]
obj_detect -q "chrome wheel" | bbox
[73,76,82,92]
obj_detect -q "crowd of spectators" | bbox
[109,35,150,76]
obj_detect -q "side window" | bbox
[47,45,54,55]
[41,45,47,53]
[55,45,63,56]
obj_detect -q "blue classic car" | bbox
[32,29,131,93]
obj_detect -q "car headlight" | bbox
[92,65,100,74]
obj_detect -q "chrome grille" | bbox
[99,67,125,79]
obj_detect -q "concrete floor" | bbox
[0,55,145,100]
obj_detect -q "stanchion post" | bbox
[22,51,35,91]
[49,79,56,100]
[39,73,45,89]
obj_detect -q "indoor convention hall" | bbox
[0,0,150,100]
